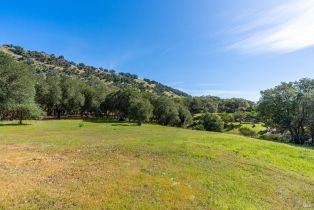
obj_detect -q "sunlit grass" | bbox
[0,120,313,209]
[227,122,266,134]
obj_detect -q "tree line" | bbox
[0,52,193,126]
[0,52,256,129]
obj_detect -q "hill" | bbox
[0,44,189,97]
[0,120,313,209]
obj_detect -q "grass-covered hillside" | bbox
[0,120,313,209]
[0,45,189,97]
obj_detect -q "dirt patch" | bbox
[0,144,71,200]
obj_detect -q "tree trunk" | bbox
[292,128,301,144]
[311,128,314,146]
[289,128,295,143]
[300,124,306,145]
[19,112,23,125]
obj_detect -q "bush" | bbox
[239,127,257,137]
[202,113,224,132]
[225,123,237,131]
[259,133,288,142]
[78,122,84,127]
[218,113,235,124]
[192,124,205,131]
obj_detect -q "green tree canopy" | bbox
[128,96,153,126]
[0,52,41,124]
[201,113,224,132]
[178,105,193,127]
[302,90,314,145]
[152,96,180,126]
[258,78,314,144]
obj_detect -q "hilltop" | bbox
[0,44,189,97]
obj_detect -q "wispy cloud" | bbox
[229,0,314,54]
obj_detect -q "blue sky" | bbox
[1,0,314,101]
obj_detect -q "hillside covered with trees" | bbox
[0,45,189,98]
[0,45,255,124]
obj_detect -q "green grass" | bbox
[0,120,313,209]
[227,122,266,134]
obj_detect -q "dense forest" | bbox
[0,45,313,147]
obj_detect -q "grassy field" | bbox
[0,120,313,209]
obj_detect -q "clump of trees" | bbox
[128,97,153,126]
[202,113,224,132]
[186,96,220,114]
[151,96,181,126]
[101,93,192,127]
[100,89,153,125]
[190,113,224,132]
[258,78,314,146]
[35,75,107,118]
[218,98,255,113]
[0,52,41,124]
[185,96,255,115]
[34,74,194,127]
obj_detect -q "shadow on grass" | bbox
[0,122,31,126]
[82,118,138,126]
[83,118,120,124]
[111,123,138,127]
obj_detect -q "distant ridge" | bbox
[0,44,190,97]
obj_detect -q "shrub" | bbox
[218,113,235,124]
[202,113,224,132]
[239,127,257,137]
[78,122,84,127]
[192,124,205,131]
[225,123,237,131]
[259,133,288,142]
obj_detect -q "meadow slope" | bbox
[0,120,313,209]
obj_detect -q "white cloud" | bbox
[229,0,314,54]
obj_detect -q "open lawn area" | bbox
[0,120,313,209]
